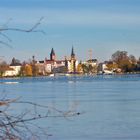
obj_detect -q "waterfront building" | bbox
[80,58,98,74]
[3,58,22,77]
[82,59,98,67]
[66,47,78,73]
[9,57,22,76]
[3,67,15,77]
[45,48,65,73]
[37,47,78,74]
[98,61,121,74]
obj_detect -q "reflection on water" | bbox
[0,75,140,140]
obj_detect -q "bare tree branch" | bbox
[0,40,13,48]
[0,17,81,139]
[0,17,45,48]
[0,17,45,34]
[0,32,12,42]
[0,98,81,139]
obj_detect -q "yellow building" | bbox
[67,47,78,73]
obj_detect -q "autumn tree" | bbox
[25,64,33,76]
[136,57,140,71]
[106,61,118,72]
[112,51,133,72]
[129,55,137,64]
[77,63,83,73]
[128,55,137,71]
[0,61,9,77]
[112,51,128,63]
[81,63,97,74]
[31,56,39,76]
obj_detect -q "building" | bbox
[9,58,22,76]
[82,59,98,67]
[37,47,78,74]
[45,48,66,73]
[66,47,78,73]
[80,57,98,74]
[98,61,121,74]
[3,58,22,77]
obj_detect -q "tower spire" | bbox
[71,46,75,59]
[50,48,56,60]
[51,48,55,55]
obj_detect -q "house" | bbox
[2,58,21,77]
[9,57,22,76]
[82,59,98,67]
[80,59,98,74]
[3,67,16,77]
[98,61,121,74]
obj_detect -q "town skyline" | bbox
[0,0,140,62]
[1,47,140,77]
[1,47,140,64]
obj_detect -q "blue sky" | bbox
[0,0,140,62]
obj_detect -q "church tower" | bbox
[71,46,75,60]
[70,46,76,73]
[50,48,56,61]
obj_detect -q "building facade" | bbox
[37,47,78,74]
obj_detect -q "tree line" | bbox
[78,51,140,74]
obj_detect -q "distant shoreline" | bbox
[1,72,140,79]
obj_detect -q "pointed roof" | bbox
[71,46,75,56]
[50,48,55,55]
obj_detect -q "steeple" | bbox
[50,48,56,60]
[71,46,75,59]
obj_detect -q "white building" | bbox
[4,57,22,76]
[10,66,21,75]
[3,68,15,77]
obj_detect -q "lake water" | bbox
[1,74,140,140]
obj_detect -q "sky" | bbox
[0,0,140,62]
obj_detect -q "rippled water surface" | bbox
[1,74,140,140]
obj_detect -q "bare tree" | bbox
[0,18,81,139]
[0,61,9,77]
[0,17,45,48]
[0,99,80,139]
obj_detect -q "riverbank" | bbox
[1,72,140,79]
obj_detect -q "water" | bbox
[1,74,140,140]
